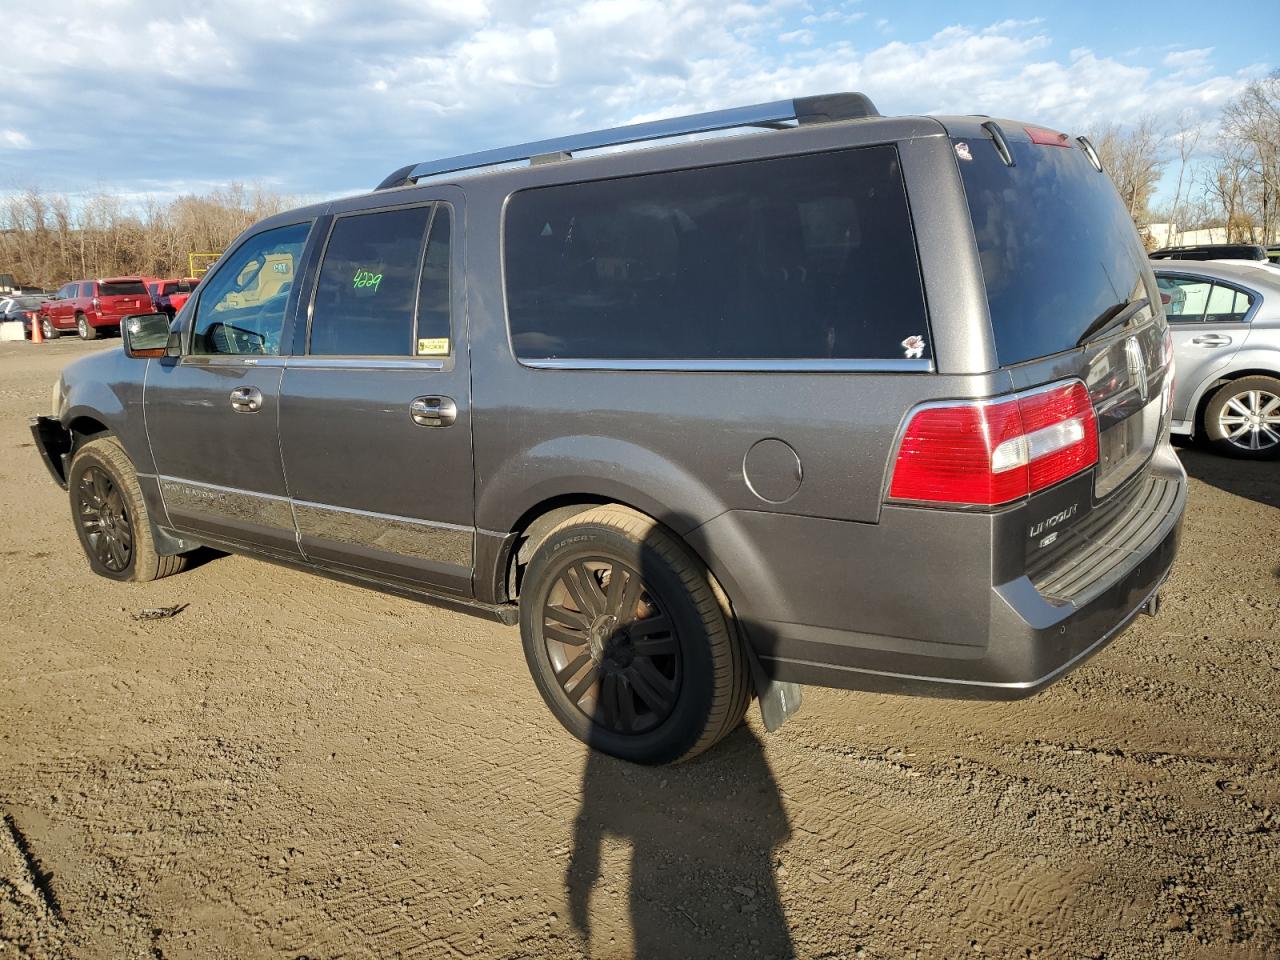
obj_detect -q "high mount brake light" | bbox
[888,381,1099,507]
[1026,126,1071,147]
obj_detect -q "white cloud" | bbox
[1,130,32,149]
[0,2,1266,201]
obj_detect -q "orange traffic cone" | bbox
[30,315,43,344]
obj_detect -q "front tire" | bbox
[1203,376,1280,460]
[76,313,99,340]
[519,505,751,764]
[68,437,188,582]
[41,318,59,340]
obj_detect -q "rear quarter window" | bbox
[504,145,931,362]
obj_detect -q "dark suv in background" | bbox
[38,277,153,340]
[32,93,1185,764]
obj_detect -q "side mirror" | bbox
[122,313,172,358]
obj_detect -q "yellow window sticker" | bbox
[418,337,450,356]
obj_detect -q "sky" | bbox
[0,0,1271,208]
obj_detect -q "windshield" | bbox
[957,134,1156,365]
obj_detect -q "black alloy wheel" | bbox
[542,557,682,735]
[75,465,133,572]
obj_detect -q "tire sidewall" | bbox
[41,318,56,339]
[68,444,139,581]
[1204,377,1280,460]
[77,315,92,340]
[520,522,718,764]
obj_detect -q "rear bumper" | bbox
[692,445,1187,700]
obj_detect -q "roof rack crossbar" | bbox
[375,92,879,190]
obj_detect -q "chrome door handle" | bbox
[1191,334,1231,346]
[410,396,457,427]
[229,386,263,413]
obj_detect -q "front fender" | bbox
[57,350,155,474]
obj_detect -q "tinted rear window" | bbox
[99,280,147,296]
[504,145,930,361]
[958,136,1153,365]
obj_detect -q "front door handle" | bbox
[410,396,457,427]
[229,386,263,413]
[1191,334,1231,347]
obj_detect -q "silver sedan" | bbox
[1155,260,1280,459]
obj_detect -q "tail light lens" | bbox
[889,381,1098,507]
[1160,327,1174,370]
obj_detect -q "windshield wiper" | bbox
[1076,297,1150,347]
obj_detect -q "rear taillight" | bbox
[1160,327,1174,370]
[889,381,1098,507]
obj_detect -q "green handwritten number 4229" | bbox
[353,269,383,293]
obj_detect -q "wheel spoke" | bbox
[616,675,636,732]
[92,469,110,503]
[563,664,598,706]
[1229,422,1252,439]
[116,520,133,548]
[545,623,589,646]
[1227,397,1252,417]
[1260,395,1280,417]
[599,673,621,730]
[627,658,675,714]
[555,651,592,686]
[1260,425,1280,447]
[546,603,591,631]
[574,562,607,614]
[632,633,677,657]
[561,565,599,617]
[614,568,645,623]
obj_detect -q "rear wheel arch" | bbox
[1193,367,1280,437]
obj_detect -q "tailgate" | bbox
[954,121,1175,593]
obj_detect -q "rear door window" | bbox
[1156,275,1212,322]
[504,145,930,362]
[957,135,1153,365]
[308,205,434,356]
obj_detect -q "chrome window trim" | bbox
[285,357,446,371]
[179,355,288,368]
[518,357,935,373]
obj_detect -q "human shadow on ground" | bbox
[553,513,795,959]
[566,726,794,959]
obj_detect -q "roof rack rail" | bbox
[375,92,880,190]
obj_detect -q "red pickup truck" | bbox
[38,277,153,340]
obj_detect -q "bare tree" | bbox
[1221,70,1280,243]
[1089,116,1167,226]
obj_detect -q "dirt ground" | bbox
[0,337,1277,960]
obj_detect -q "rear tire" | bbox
[1202,376,1280,460]
[41,318,58,340]
[519,505,751,764]
[77,313,99,340]
[68,437,189,582]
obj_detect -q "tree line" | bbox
[1090,70,1280,246]
[0,184,292,289]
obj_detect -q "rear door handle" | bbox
[229,386,263,413]
[1191,334,1231,347]
[410,396,457,427]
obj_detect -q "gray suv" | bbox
[31,93,1186,764]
